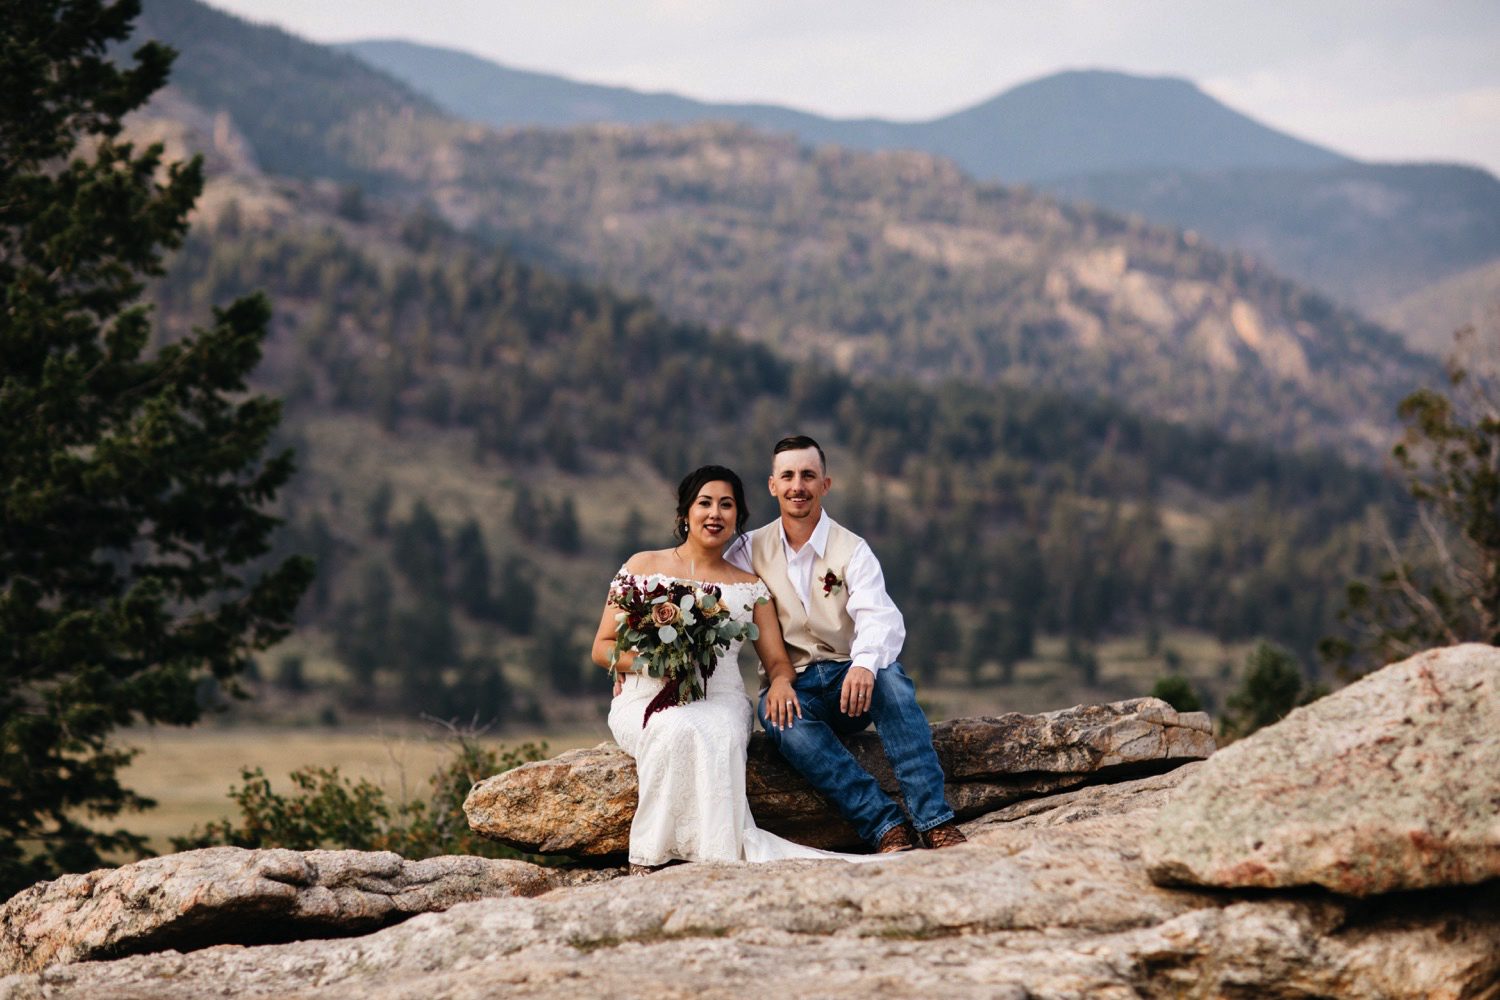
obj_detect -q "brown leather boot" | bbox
[876,824,916,853]
[924,822,968,849]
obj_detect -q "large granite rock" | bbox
[0,847,609,975]
[1146,643,1500,895]
[4,807,1495,999]
[466,697,1215,853]
[9,682,1499,998]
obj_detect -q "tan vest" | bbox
[750,516,861,672]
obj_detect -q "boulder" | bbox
[465,697,1215,853]
[0,847,610,975]
[1146,643,1500,895]
[4,808,1495,999]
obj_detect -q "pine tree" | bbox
[0,0,312,895]
[366,480,393,538]
[451,517,493,619]
[510,484,540,535]
[1323,329,1500,675]
[1149,674,1202,713]
[391,499,446,596]
[495,556,536,635]
[392,597,459,713]
[548,496,582,553]
[1224,641,1314,738]
[333,562,393,690]
[615,507,648,564]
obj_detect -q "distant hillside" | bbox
[344,39,1500,314]
[909,70,1348,182]
[117,3,1422,715]
[135,0,442,183]
[1377,258,1500,356]
[1048,162,1500,309]
[337,39,871,144]
[142,162,1398,713]
[428,123,1429,458]
[140,0,1436,462]
[344,42,1347,182]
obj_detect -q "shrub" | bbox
[1149,674,1202,713]
[1221,641,1325,739]
[174,737,549,861]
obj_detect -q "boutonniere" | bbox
[820,570,843,596]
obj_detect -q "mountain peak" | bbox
[339,44,1353,184]
[926,68,1351,181]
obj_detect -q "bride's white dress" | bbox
[608,571,874,866]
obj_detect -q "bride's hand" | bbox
[613,671,624,697]
[765,678,801,730]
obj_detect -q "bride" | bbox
[591,464,871,871]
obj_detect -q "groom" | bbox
[729,435,965,852]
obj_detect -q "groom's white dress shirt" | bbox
[729,511,905,676]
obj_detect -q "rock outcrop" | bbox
[0,847,609,976]
[1146,643,1500,895]
[466,697,1215,854]
[9,664,1500,998]
[3,810,1496,998]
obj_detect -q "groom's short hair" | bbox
[773,435,827,473]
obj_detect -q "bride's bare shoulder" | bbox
[720,564,760,585]
[620,549,675,577]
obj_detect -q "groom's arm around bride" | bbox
[728,435,966,853]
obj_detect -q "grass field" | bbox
[111,627,1248,854]
[111,721,607,854]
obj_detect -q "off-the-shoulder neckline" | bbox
[615,568,765,589]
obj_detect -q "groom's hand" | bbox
[840,665,875,716]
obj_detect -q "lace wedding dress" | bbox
[608,571,874,866]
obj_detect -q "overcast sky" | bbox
[205,0,1500,175]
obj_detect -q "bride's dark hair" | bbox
[675,465,750,543]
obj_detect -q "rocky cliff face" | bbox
[427,122,1426,458]
[3,647,1497,998]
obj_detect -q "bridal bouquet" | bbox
[608,574,761,726]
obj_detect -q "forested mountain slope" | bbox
[1377,258,1500,357]
[1048,162,1500,310]
[420,122,1430,457]
[134,0,1435,461]
[144,161,1398,719]
[347,38,1500,317]
[109,0,1439,720]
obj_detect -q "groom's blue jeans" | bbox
[757,659,954,847]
